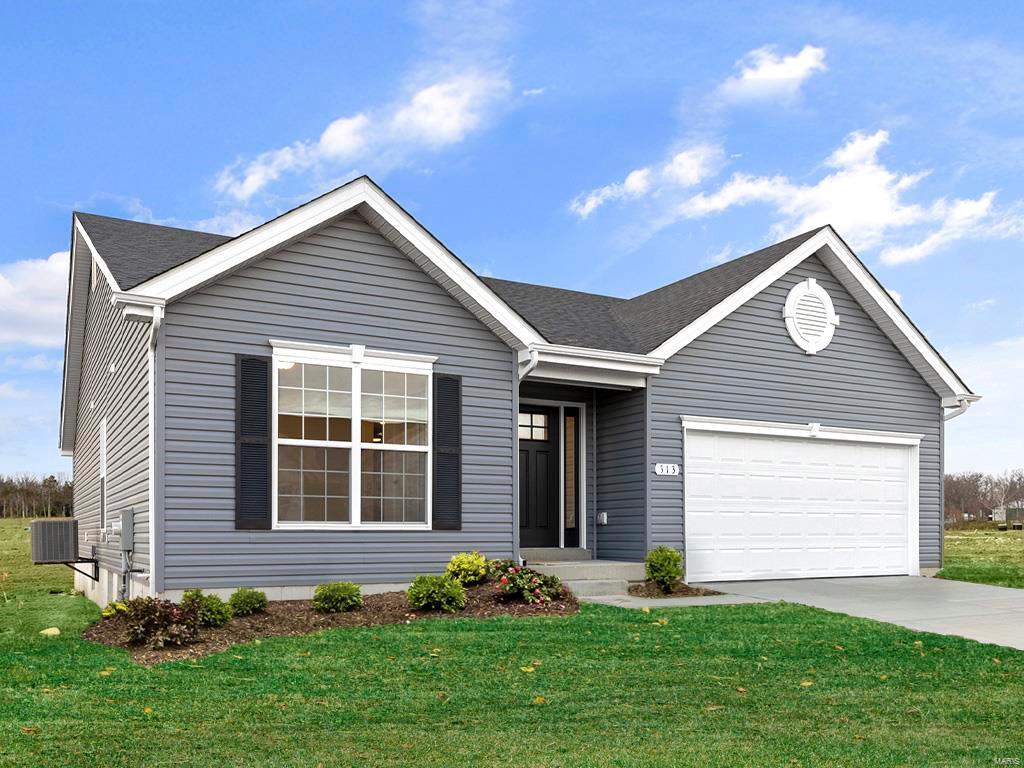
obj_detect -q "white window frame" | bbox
[783,277,841,355]
[270,339,436,531]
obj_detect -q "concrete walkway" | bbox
[698,576,1024,651]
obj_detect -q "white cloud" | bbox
[3,354,61,372]
[879,192,996,265]
[946,336,1024,473]
[967,297,997,311]
[673,129,1016,262]
[215,72,511,203]
[571,144,724,219]
[191,209,264,236]
[0,251,69,349]
[708,245,735,265]
[0,382,30,400]
[391,73,509,147]
[718,44,827,104]
[887,289,903,305]
[521,87,546,97]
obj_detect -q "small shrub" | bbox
[228,587,268,616]
[181,589,233,628]
[446,551,488,586]
[494,565,563,604]
[312,582,363,613]
[645,546,683,592]
[101,600,128,618]
[407,575,467,613]
[124,597,199,649]
[486,558,515,582]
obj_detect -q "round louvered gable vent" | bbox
[783,278,840,354]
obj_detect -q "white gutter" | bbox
[943,396,976,421]
[518,348,540,379]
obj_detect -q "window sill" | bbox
[272,523,432,532]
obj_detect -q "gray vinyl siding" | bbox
[595,387,647,560]
[649,254,943,567]
[158,213,515,590]
[519,381,597,555]
[71,232,151,582]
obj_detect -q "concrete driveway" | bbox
[699,576,1024,651]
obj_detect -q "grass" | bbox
[2,519,1024,766]
[937,526,1024,588]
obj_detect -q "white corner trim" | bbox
[127,177,546,350]
[680,415,924,446]
[74,217,121,294]
[783,277,840,354]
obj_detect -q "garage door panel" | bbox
[684,429,911,582]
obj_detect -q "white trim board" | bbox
[652,227,975,403]
[681,414,920,580]
[128,176,546,351]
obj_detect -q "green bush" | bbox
[494,565,563,604]
[101,600,128,618]
[124,597,200,649]
[228,587,268,616]
[181,589,233,627]
[407,575,466,613]
[445,551,488,586]
[645,546,683,592]
[312,582,363,613]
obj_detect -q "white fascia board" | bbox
[74,216,121,293]
[680,415,925,446]
[129,177,546,350]
[528,362,647,389]
[532,343,664,373]
[814,229,974,400]
[650,227,975,401]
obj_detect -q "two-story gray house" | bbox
[59,176,977,605]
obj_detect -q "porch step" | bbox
[521,547,592,563]
[531,560,646,582]
[565,579,629,597]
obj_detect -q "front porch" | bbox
[516,379,649,578]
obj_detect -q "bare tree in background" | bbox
[0,474,73,518]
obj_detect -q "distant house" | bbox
[59,176,979,606]
[993,501,1024,523]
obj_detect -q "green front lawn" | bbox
[938,527,1024,588]
[2,519,1023,766]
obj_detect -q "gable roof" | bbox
[74,213,231,290]
[483,227,825,354]
[63,175,975,452]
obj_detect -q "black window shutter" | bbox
[235,355,272,530]
[432,373,462,531]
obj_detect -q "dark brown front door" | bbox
[519,405,559,547]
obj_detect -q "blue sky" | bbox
[1,0,1022,477]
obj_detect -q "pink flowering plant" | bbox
[492,563,563,604]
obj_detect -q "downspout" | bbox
[146,305,163,597]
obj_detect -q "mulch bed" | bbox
[82,582,579,665]
[627,581,721,598]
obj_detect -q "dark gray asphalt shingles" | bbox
[75,209,824,354]
[76,213,231,290]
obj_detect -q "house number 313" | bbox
[654,463,680,476]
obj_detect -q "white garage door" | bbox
[684,420,919,582]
